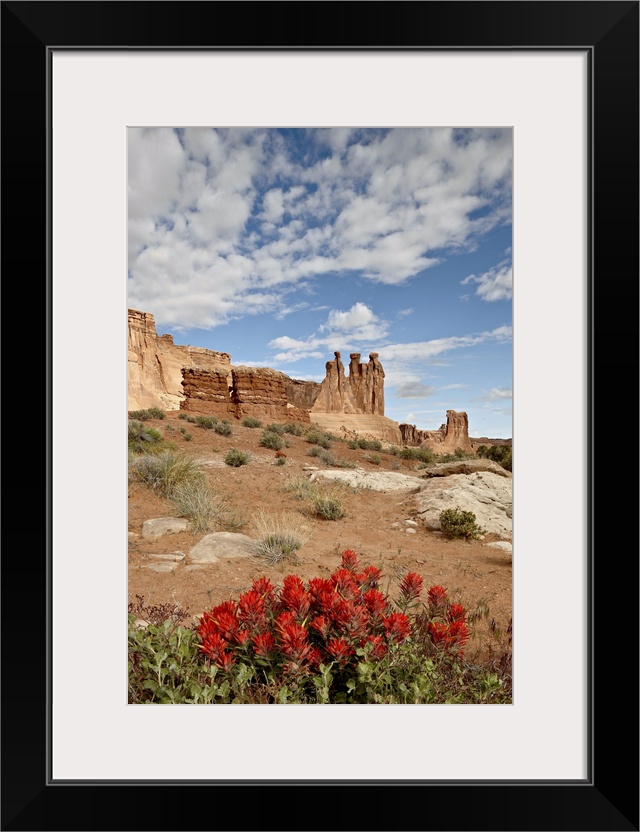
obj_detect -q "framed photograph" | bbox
[3,2,637,830]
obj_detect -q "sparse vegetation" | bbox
[195,415,218,429]
[439,507,486,541]
[282,422,303,436]
[265,423,286,435]
[253,510,311,564]
[171,479,219,532]
[242,417,262,428]
[364,453,381,465]
[224,448,250,467]
[214,421,233,436]
[128,420,165,454]
[128,407,166,421]
[260,430,284,450]
[348,437,382,451]
[311,485,347,520]
[275,456,286,466]
[476,443,512,472]
[129,451,204,498]
[305,431,332,449]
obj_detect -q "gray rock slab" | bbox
[405,528,417,534]
[485,541,513,553]
[309,469,422,492]
[143,562,178,573]
[189,532,256,564]
[141,517,190,538]
[415,471,512,541]
[419,459,511,479]
[404,519,418,527]
[143,552,185,562]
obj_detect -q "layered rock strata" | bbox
[128,309,231,411]
[399,410,473,454]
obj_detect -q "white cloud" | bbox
[378,325,512,363]
[394,382,438,398]
[462,262,512,302]
[478,387,513,401]
[128,127,512,329]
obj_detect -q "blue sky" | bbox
[128,127,512,438]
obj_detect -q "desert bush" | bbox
[305,431,332,449]
[363,453,381,465]
[171,479,219,532]
[242,417,262,428]
[128,408,166,421]
[265,423,286,435]
[224,448,250,467]
[311,488,347,520]
[477,444,512,472]
[214,421,233,436]
[178,412,189,420]
[282,477,316,501]
[439,507,486,541]
[260,430,284,451]
[183,433,193,442]
[354,437,382,451]
[253,510,311,564]
[128,550,511,704]
[282,422,303,436]
[307,446,323,458]
[129,452,203,498]
[195,415,218,430]
[336,458,357,469]
[128,420,165,454]
[275,456,286,466]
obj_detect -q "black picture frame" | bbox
[2,2,638,830]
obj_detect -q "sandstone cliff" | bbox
[399,410,473,454]
[128,309,231,411]
[180,365,313,422]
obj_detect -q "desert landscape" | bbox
[128,309,512,703]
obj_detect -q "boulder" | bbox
[419,459,511,479]
[189,532,256,564]
[309,470,422,492]
[414,471,512,540]
[141,517,190,538]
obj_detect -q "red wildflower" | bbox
[198,630,227,662]
[341,603,370,640]
[232,628,251,648]
[237,589,267,629]
[252,576,275,599]
[356,565,381,590]
[275,451,287,458]
[212,610,240,643]
[252,631,276,657]
[310,615,331,639]
[399,572,423,606]
[427,621,449,646]
[363,634,387,660]
[326,637,355,663]
[340,549,359,572]
[279,575,311,620]
[363,588,388,617]
[428,585,448,608]
[308,577,333,598]
[331,568,359,599]
[275,614,313,662]
[217,651,235,672]
[447,620,470,651]
[448,603,467,622]
[383,612,412,643]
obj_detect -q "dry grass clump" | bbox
[170,479,219,533]
[253,510,312,564]
[129,452,203,498]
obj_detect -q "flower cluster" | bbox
[196,550,469,678]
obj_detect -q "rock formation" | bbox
[399,410,473,454]
[128,309,231,411]
[311,351,385,416]
[180,366,313,422]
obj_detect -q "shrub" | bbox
[171,480,219,532]
[253,510,311,564]
[128,408,166,421]
[439,507,486,540]
[224,448,250,467]
[275,456,286,466]
[305,431,332,449]
[129,452,203,497]
[282,422,303,436]
[336,458,357,469]
[364,453,381,465]
[178,412,189,420]
[282,477,316,501]
[195,415,218,429]
[183,433,193,442]
[476,443,512,471]
[356,437,382,451]
[265,423,286,435]
[307,446,323,458]
[312,491,346,520]
[260,431,284,450]
[214,421,233,436]
[242,417,262,428]
[128,420,165,454]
